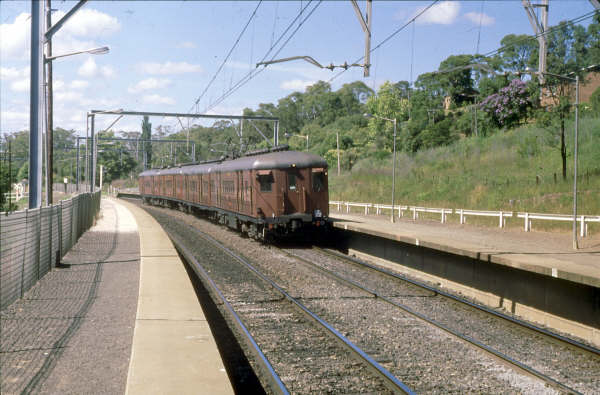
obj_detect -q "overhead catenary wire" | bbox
[482,9,598,59]
[205,0,322,113]
[188,1,263,114]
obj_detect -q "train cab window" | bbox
[312,171,325,192]
[288,173,297,191]
[257,172,273,192]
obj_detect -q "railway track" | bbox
[145,205,409,394]
[140,202,600,393]
[281,247,600,394]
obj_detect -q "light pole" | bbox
[284,132,309,151]
[44,45,109,204]
[519,68,580,249]
[439,63,582,249]
[364,113,397,223]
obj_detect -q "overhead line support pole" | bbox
[45,0,53,206]
[350,0,372,77]
[522,0,549,84]
[44,0,87,41]
[29,0,44,209]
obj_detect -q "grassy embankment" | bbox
[329,116,600,233]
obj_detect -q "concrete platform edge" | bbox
[333,220,600,288]
[118,199,233,395]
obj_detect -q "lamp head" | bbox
[88,46,110,55]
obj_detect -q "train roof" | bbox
[139,150,327,177]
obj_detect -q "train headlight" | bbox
[314,209,322,218]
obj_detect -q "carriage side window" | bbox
[312,171,325,192]
[258,173,273,192]
[288,173,297,191]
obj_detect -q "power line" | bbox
[482,9,598,59]
[188,1,263,113]
[205,0,322,113]
[329,0,441,83]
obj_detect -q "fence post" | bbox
[35,209,41,281]
[499,212,503,228]
[58,200,64,261]
[459,209,464,224]
[346,202,349,213]
[337,202,340,211]
[49,205,53,269]
[71,199,76,247]
[20,209,29,297]
[441,210,446,224]
[580,215,585,237]
[524,212,529,232]
[412,207,417,220]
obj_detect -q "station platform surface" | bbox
[331,212,600,288]
[0,197,232,394]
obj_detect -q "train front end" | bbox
[253,150,330,237]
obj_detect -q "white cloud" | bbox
[206,105,245,116]
[70,80,89,89]
[138,61,202,75]
[280,79,316,91]
[0,13,30,60]
[53,79,65,91]
[56,91,84,102]
[142,94,175,105]
[177,41,196,49]
[54,8,120,38]
[464,12,495,27]
[77,57,115,78]
[10,78,29,92]
[78,58,97,77]
[417,1,460,25]
[1,110,28,121]
[101,65,115,78]
[0,9,119,61]
[128,78,171,93]
[1,66,28,80]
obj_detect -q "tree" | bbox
[438,54,477,106]
[540,20,588,180]
[96,131,137,184]
[479,79,532,129]
[366,81,409,150]
[141,116,152,169]
[499,34,537,73]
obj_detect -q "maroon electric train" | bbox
[139,146,330,240]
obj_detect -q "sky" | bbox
[1,0,597,137]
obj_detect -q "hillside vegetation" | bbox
[330,116,600,231]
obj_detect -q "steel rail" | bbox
[177,223,414,394]
[319,248,600,358]
[165,231,289,395]
[281,248,583,394]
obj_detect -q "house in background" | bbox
[541,68,600,107]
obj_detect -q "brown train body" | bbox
[139,148,330,240]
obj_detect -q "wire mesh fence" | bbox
[0,190,101,310]
[52,182,91,194]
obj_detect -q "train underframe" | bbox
[142,195,330,242]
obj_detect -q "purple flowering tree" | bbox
[479,79,531,128]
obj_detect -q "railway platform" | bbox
[0,197,232,394]
[331,212,600,287]
[330,212,600,346]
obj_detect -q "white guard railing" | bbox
[329,201,599,237]
[457,209,513,228]
[517,212,600,237]
[410,206,453,223]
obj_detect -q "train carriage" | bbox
[139,147,329,240]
